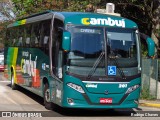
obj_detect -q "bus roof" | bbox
[8,10,138,29]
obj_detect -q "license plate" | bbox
[100,98,112,104]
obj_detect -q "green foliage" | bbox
[65,0,100,12]
[140,87,156,100]
[12,0,101,17]
[12,0,43,17]
[141,44,148,58]
[65,1,89,12]
[0,21,13,45]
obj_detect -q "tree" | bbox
[0,0,15,50]
[11,0,100,17]
[0,0,15,21]
[97,0,160,56]
[12,0,69,17]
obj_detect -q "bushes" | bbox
[140,87,156,100]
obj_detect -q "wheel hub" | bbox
[45,89,50,102]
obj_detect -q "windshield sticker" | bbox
[108,66,116,75]
[81,29,95,33]
[81,18,125,28]
[74,28,101,34]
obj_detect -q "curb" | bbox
[139,103,160,108]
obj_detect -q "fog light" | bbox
[67,98,74,105]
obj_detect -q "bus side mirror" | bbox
[62,32,71,51]
[140,33,155,57]
[146,37,155,57]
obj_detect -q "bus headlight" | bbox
[125,84,140,94]
[67,83,85,93]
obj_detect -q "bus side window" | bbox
[52,28,57,75]
[12,29,16,46]
[24,24,31,47]
[5,29,11,47]
[52,29,63,76]
[31,22,41,47]
[35,37,39,47]
[12,39,16,46]
[52,39,58,75]
[41,20,50,55]
[17,37,23,46]
[26,37,30,47]
[18,26,25,47]
[44,36,49,45]
[12,28,19,47]
[52,19,64,76]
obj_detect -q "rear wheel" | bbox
[11,72,18,90]
[44,83,53,110]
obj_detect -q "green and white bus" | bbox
[4,10,155,110]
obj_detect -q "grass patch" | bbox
[140,87,156,100]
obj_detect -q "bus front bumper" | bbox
[61,87,140,109]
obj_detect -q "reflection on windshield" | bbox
[69,26,104,58]
[107,29,137,58]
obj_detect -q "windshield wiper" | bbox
[108,54,126,80]
[87,51,105,80]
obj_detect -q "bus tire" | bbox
[11,73,18,90]
[44,83,53,110]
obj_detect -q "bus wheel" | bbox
[11,73,18,90]
[44,83,53,110]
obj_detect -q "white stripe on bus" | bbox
[82,81,129,84]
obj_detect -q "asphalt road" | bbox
[0,73,160,120]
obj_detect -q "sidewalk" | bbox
[139,99,160,108]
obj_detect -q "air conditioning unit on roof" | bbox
[96,3,121,16]
[106,3,115,13]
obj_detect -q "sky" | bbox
[0,1,15,22]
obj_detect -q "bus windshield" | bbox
[67,26,138,77]
[69,26,104,58]
[107,28,137,59]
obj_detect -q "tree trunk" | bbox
[151,1,160,57]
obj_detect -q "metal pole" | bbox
[155,59,159,99]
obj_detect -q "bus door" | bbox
[52,28,63,104]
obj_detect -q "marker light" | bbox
[67,83,85,93]
[125,85,140,94]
